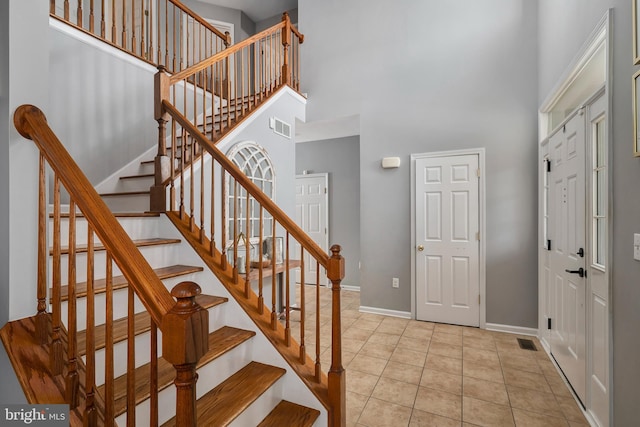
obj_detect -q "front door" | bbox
[415,154,480,327]
[295,174,329,285]
[548,112,587,404]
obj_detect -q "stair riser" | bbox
[49,216,165,243]
[101,194,151,213]
[115,176,155,193]
[116,343,253,426]
[47,244,186,285]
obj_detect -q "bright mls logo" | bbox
[1,405,68,426]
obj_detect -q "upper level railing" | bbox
[14,105,209,426]
[50,0,231,73]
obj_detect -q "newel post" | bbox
[162,282,209,427]
[281,12,291,86]
[327,245,346,427]
[151,66,171,212]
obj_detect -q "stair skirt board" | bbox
[36,212,327,425]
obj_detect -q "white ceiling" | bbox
[200,0,297,22]
[295,115,360,143]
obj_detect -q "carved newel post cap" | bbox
[330,245,342,257]
[171,281,201,298]
[157,64,167,72]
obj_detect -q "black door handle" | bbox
[565,267,585,278]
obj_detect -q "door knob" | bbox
[417,245,424,252]
[565,267,585,278]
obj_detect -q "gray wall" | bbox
[256,9,299,33]
[539,2,640,425]
[299,0,539,326]
[296,136,361,288]
[0,0,9,328]
[182,0,256,42]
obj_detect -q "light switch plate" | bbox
[634,234,640,261]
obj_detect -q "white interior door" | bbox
[415,154,480,327]
[548,112,587,404]
[295,174,329,285]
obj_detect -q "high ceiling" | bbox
[200,0,297,22]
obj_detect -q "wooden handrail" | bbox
[13,105,174,327]
[168,0,230,45]
[169,14,303,85]
[162,100,329,267]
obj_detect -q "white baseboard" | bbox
[359,306,412,319]
[485,322,538,336]
[341,285,360,292]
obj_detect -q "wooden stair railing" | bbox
[50,0,231,73]
[13,104,209,427]
[157,100,346,426]
[151,12,303,211]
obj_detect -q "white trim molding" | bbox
[485,323,538,337]
[359,306,411,319]
[341,285,360,292]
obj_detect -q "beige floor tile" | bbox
[368,332,402,346]
[429,341,463,359]
[347,391,369,423]
[345,327,376,341]
[406,320,436,331]
[390,347,427,368]
[382,361,424,385]
[358,313,386,323]
[410,409,462,427]
[462,335,497,351]
[434,324,464,336]
[343,338,367,354]
[462,327,494,339]
[545,375,574,398]
[347,370,380,396]
[463,347,500,368]
[503,368,551,394]
[358,397,412,427]
[537,359,560,376]
[398,335,431,351]
[556,397,589,423]
[567,421,590,427]
[426,353,463,375]
[421,368,462,395]
[376,322,407,335]
[403,327,434,340]
[512,408,569,427]
[360,341,396,360]
[371,376,419,407]
[414,387,462,420]
[353,318,384,331]
[462,396,514,426]
[350,354,389,376]
[462,361,504,383]
[506,385,563,418]
[499,354,542,374]
[462,376,509,406]
[432,331,463,346]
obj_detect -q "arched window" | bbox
[226,142,275,243]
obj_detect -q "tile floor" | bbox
[288,286,590,427]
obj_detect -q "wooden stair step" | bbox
[119,173,154,180]
[54,264,204,302]
[77,294,227,356]
[99,190,150,197]
[160,361,286,427]
[258,400,321,427]
[51,212,160,218]
[51,237,181,256]
[101,326,256,417]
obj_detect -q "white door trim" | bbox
[410,148,486,328]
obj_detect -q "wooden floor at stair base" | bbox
[160,361,286,427]
[0,315,98,426]
[257,400,321,427]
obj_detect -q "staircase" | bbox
[1,1,345,426]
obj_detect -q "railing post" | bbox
[327,245,345,427]
[151,66,171,212]
[161,281,209,427]
[281,12,291,87]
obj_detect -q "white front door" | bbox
[548,112,587,404]
[295,174,329,285]
[415,154,480,327]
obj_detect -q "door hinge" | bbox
[478,294,481,305]
[548,318,552,330]
[476,168,481,177]
[324,187,327,194]
[476,231,480,241]
[547,239,552,251]
[325,227,327,235]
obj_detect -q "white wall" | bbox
[538,2,640,425]
[299,0,539,327]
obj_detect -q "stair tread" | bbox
[51,237,181,255]
[77,294,227,356]
[258,400,321,427]
[100,190,150,197]
[119,173,154,180]
[99,326,255,417]
[160,361,286,427]
[53,264,204,302]
[51,212,160,218]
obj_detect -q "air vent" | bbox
[269,117,291,139]
[517,338,538,351]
